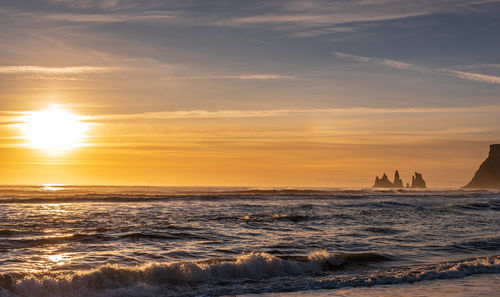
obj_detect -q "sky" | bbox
[1,0,500,187]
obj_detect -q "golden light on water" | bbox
[42,184,65,192]
[36,248,76,271]
[18,105,90,153]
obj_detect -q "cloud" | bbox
[163,74,304,81]
[49,0,123,9]
[220,11,427,28]
[4,1,428,32]
[291,25,361,37]
[0,65,112,74]
[92,105,500,122]
[217,0,445,28]
[334,52,428,72]
[334,51,500,84]
[8,0,498,34]
[213,0,500,36]
[438,69,500,84]
[38,11,177,23]
[0,65,117,80]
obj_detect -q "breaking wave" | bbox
[0,252,498,297]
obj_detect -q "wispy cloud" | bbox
[8,106,499,127]
[334,52,500,84]
[438,69,500,84]
[213,0,500,36]
[9,0,499,34]
[0,66,113,74]
[220,11,427,28]
[39,11,177,23]
[0,1,429,37]
[163,74,304,81]
[91,105,500,122]
[334,52,428,72]
[0,65,117,80]
[49,0,122,10]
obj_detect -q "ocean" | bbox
[0,186,498,297]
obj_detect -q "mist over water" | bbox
[0,186,499,296]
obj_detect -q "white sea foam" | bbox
[0,253,498,297]
[0,251,342,297]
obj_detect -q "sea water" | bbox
[0,186,498,296]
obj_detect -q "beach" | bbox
[245,274,500,297]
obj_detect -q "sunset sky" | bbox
[1,0,500,187]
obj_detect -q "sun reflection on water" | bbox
[42,184,65,191]
[21,248,77,273]
[46,253,73,267]
[39,204,68,213]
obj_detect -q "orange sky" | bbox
[1,1,500,188]
[0,102,497,187]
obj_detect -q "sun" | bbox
[19,105,90,152]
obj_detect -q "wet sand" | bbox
[243,273,500,297]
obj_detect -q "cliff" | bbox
[464,144,500,189]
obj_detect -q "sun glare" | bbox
[20,105,90,153]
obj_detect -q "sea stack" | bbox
[393,170,403,188]
[373,170,427,188]
[411,172,426,188]
[464,144,500,189]
[374,173,394,187]
[373,170,405,188]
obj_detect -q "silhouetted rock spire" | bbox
[374,173,393,187]
[393,170,403,188]
[464,144,500,189]
[373,170,427,188]
[411,172,426,188]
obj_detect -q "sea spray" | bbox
[0,255,498,297]
[0,251,343,297]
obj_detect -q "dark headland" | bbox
[373,170,426,188]
[464,144,500,189]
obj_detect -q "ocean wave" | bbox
[447,236,500,252]
[0,252,498,297]
[452,200,500,211]
[0,231,215,250]
[363,226,404,235]
[0,188,499,204]
[0,230,23,237]
[0,250,342,297]
[245,255,500,297]
[0,234,108,250]
[237,214,310,222]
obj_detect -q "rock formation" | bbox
[374,173,394,188]
[373,170,427,188]
[393,170,403,188]
[373,170,404,188]
[464,144,500,189]
[411,172,426,188]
